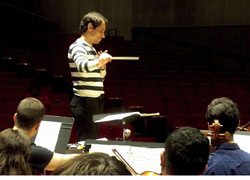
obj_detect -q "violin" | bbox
[112,148,160,176]
[203,120,229,153]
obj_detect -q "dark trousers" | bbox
[70,95,104,141]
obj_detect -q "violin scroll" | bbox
[203,120,227,153]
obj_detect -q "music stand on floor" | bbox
[93,112,160,141]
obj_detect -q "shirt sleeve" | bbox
[29,143,54,173]
[71,45,99,72]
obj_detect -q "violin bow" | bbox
[112,148,138,176]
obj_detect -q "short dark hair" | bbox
[0,128,32,175]
[53,152,131,175]
[165,127,209,175]
[79,11,108,33]
[206,97,240,134]
[15,97,45,130]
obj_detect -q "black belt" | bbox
[74,94,104,100]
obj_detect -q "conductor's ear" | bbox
[88,23,94,31]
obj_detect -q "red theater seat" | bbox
[0,113,14,131]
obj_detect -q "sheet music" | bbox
[234,134,250,153]
[94,112,160,123]
[94,112,140,123]
[128,146,164,174]
[89,143,164,174]
[34,121,62,151]
[89,144,130,162]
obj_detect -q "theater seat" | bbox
[49,102,72,116]
[0,113,14,131]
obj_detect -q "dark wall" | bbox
[132,25,250,59]
[2,0,250,57]
[0,0,33,11]
[0,1,58,48]
[31,0,250,40]
[132,0,250,26]
[32,0,133,39]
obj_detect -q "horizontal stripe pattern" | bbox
[68,38,105,97]
[71,77,103,82]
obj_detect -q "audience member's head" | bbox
[206,97,240,135]
[14,97,45,136]
[0,128,32,175]
[53,152,131,175]
[161,127,209,175]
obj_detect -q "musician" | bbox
[68,11,112,141]
[160,127,210,175]
[13,97,78,174]
[204,97,250,175]
[0,128,32,175]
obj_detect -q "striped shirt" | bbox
[68,38,106,98]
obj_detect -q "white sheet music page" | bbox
[234,134,250,153]
[34,120,62,152]
[95,112,160,123]
[89,144,131,162]
[128,146,164,174]
[95,112,140,123]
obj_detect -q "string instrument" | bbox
[112,148,160,176]
[237,121,250,131]
[203,120,229,153]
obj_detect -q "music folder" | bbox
[93,111,160,123]
[30,115,74,154]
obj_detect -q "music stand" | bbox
[93,112,160,141]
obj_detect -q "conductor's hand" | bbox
[98,52,112,70]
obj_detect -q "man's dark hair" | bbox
[206,97,240,134]
[15,97,45,130]
[165,127,209,175]
[79,11,108,33]
[53,152,131,175]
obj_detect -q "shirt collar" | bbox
[217,143,240,150]
[78,37,92,47]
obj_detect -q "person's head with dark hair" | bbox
[13,97,45,137]
[53,152,131,175]
[0,128,32,175]
[79,11,108,45]
[206,97,240,135]
[204,99,250,175]
[160,127,209,175]
[79,11,108,33]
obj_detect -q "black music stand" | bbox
[31,115,74,153]
[93,112,160,141]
